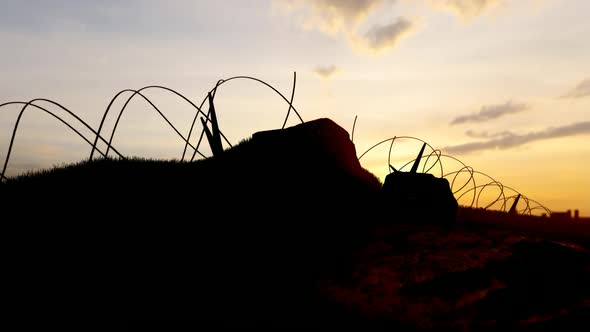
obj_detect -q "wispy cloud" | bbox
[445,121,590,154]
[279,0,415,53]
[362,17,415,52]
[280,0,523,54]
[313,65,340,79]
[451,101,529,125]
[561,78,590,99]
[281,0,388,34]
[430,0,503,18]
[464,129,514,139]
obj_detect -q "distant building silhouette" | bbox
[550,209,587,221]
[551,210,572,221]
[540,209,587,222]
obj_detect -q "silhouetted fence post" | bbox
[509,194,521,215]
[201,92,223,157]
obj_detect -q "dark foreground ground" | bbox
[3,119,589,330]
[315,220,590,331]
[5,204,590,331]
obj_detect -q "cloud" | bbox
[561,78,590,99]
[279,0,415,53]
[445,121,590,154]
[280,0,519,53]
[451,101,529,125]
[431,0,503,18]
[465,129,514,139]
[281,0,388,34]
[313,65,340,79]
[362,17,415,51]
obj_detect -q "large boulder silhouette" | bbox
[252,118,362,173]
[241,117,382,197]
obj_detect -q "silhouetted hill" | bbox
[3,118,384,330]
[3,118,590,331]
[5,118,380,204]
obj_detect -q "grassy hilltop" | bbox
[3,118,590,331]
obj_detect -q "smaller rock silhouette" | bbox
[381,143,458,225]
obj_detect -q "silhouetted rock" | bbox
[380,142,458,226]
[381,172,458,226]
[252,118,361,174]
[247,117,381,194]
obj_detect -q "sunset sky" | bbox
[1,0,588,215]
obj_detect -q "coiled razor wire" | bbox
[1,73,302,180]
[358,136,551,216]
[0,73,550,216]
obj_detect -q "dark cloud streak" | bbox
[451,101,529,125]
[313,65,339,79]
[465,130,514,139]
[561,78,590,98]
[364,17,414,51]
[445,121,590,154]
